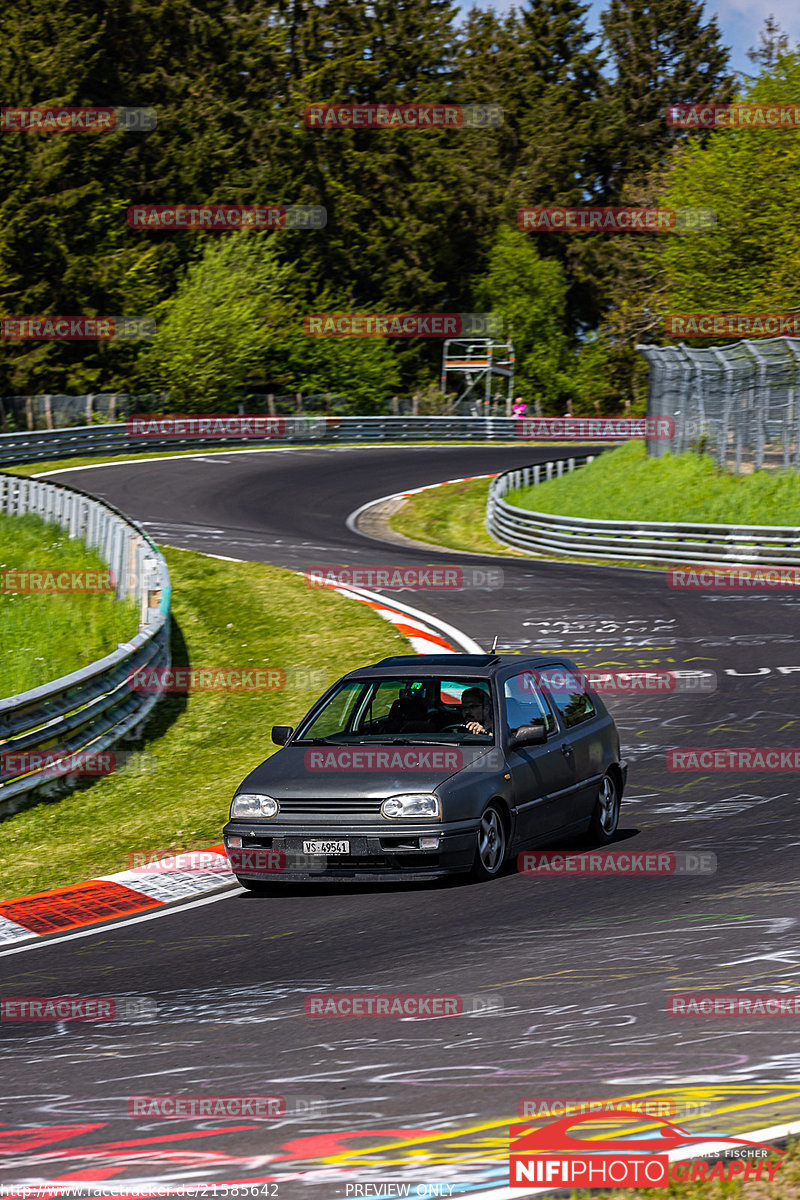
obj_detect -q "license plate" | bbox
[302,839,350,856]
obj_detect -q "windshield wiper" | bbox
[346,737,480,746]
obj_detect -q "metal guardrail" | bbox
[486,456,800,566]
[0,417,532,465]
[0,474,171,815]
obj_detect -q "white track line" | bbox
[329,580,484,654]
[34,448,512,478]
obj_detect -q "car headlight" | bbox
[230,793,279,818]
[381,793,440,819]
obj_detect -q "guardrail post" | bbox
[786,340,800,471]
[742,341,767,472]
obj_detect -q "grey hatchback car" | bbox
[223,653,627,888]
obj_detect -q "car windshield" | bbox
[296,676,494,743]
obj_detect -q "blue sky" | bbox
[477,0,799,80]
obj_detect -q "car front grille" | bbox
[273,798,384,822]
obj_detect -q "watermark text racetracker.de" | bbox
[668,566,800,590]
[1,316,154,340]
[127,667,286,692]
[516,1097,706,1118]
[128,204,326,229]
[667,748,800,772]
[127,1093,325,1118]
[305,102,502,128]
[515,416,673,440]
[518,206,715,232]
[0,995,155,1021]
[304,992,503,1017]
[666,312,800,337]
[304,565,503,591]
[667,103,800,128]
[305,747,463,772]
[1,568,113,593]
[127,849,232,872]
[1,750,156,779]
[1,105,156,131]
[668,992,800,1017]
[303,313,502,337]
[520,666,716,694]
[518,851,717,876]
[127,664,331,696]
[127,415,285,439]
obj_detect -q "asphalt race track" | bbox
[2,444,800,1197]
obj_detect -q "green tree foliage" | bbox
[571,329,621,413]
[0,0,738,407]
[503,0,608,332]
[747,15,791,70]
[474,225,572,413]
[615,50,800,346]
[599,0,734,197]
[568,0,733,368]
[137,232,399,410]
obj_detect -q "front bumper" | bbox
[222,820,477,881]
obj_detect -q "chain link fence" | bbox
[637,337,800,472]
[0,393,169,432]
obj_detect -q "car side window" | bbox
[539,665,596,728]
[503,672,557,735]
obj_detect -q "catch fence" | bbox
[638,337,800,472]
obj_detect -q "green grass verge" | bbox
[0,546,407,900]
[0,512,139,695]
[389,478,522,555]
[390,443,800,564]
[508,441,800,526]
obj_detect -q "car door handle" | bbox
[561,742,573,758]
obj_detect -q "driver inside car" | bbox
[460,687,493,735]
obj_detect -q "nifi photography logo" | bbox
[508,1110,784,1188]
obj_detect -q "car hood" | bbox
[236,743,498,798]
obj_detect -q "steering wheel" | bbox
[440,723,471,733]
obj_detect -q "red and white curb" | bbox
[322,578,483,654]
[0,564,481,946]
[0,848,236,948]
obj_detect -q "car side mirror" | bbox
[271,725,294,746]
[510,722,548,749]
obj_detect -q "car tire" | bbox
[587,772,621,844]
[470,802,508,881]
